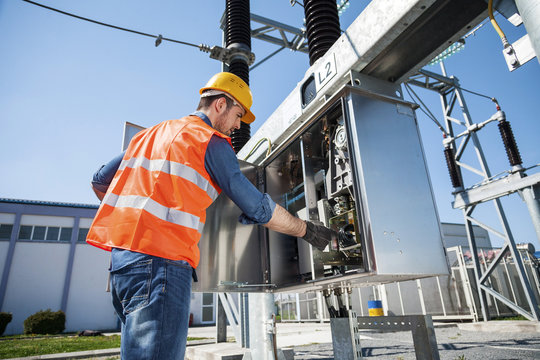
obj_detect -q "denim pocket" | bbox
[111,259,152,314]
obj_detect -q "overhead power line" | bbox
[22,0,201,49]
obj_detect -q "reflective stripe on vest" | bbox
[103,193,205,234]
[118,156,219,201]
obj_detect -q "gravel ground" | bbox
[292,326,540,359]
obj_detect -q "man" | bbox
[87,72,336,359]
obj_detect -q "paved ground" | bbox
[186,322,540,360]
[292,325,540,359]
[6,321,540,359]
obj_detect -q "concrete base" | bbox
[185,343,294,360]
[457,320,540,333]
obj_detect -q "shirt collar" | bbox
[191,111,213,128]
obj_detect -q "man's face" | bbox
[213,98,245,136]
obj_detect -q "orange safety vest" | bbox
[86,115,232,268]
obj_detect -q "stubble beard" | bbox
[214,110,232,136]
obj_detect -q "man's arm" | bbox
[264,204,306,237]
[91,186,107,201]
[91,151,125,201]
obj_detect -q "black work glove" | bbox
[338,224,357,249]
[302,221,337,251]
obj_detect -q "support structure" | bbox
[356,315,440,360]
[242,293,291,360]
[406,68,540,321]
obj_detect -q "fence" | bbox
[275,246,540,322]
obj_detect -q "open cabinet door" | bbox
[194,160,269,292]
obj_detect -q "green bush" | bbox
[23,309,65,335]
[0,312,12,336]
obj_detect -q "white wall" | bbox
[0,213,15,223]
[20,214,74,227]
[65,244,117,332]
[3,242,69,335]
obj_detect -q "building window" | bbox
[16,225,74,242]
[77,228,89,242]
[32,226,46,240]
[202,293,214,323]
[0,224,13,240]
[18,225,33,240]
[46,227,60,241]
[59,228,72,242]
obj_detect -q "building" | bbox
[0,198,216,335]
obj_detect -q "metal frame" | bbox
[406,68,540,321]
[250,13,308,53]
[357,315,440,360]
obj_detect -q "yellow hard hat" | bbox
[200,72,255,124]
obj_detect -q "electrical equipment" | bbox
[194,74,448,293]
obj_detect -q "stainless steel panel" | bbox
[264,138,306,288]
[345,91,448,276]
[194,161,266,292]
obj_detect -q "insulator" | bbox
[230,122,251,153]
[228,60,250,85]
[225,0,251,49]
[225,0,251,152]
[444,147,463,188]
[199,44,211,53]
[498,119,522,166]
[304,0,341,65]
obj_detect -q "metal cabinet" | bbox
[194,81,448,293]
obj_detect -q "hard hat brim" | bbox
[242,109,255,124]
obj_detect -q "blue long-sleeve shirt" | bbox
[92,112,276,224]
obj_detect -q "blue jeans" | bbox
[110,248,193,360]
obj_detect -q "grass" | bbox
[0,334,207,359]
[0,334,121,359]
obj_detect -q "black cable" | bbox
[22,0,200,48]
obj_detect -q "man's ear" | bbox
[214,97,227,114]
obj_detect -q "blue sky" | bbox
[1,1,539,249]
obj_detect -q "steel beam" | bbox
[453,172,540,209]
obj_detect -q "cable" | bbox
[456,85,500,111]
[404,83,447,135]
[22,0,201,49]
[488,0,509,47]
[243,137,272,160]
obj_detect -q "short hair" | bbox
[197,93,235,111]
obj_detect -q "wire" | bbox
[488,0,509,47]
[22,0,201,49]
[456,85,500,110]
[404,83,447,135]
[243,137,272,160]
